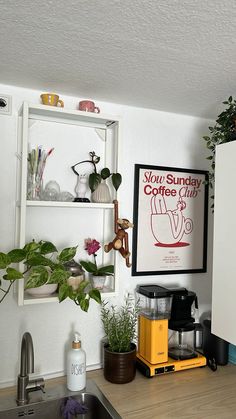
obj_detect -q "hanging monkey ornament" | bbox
[104,200,133,267]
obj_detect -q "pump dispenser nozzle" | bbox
[72,332,81,349]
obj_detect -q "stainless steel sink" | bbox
[0,379,121,419]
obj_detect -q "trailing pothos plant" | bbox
[0,240,101,311]
[203,96,236,209]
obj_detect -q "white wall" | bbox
[0,84,213,387]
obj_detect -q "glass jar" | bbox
[27,174,43,200]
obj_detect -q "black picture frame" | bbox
[132,164,208,276]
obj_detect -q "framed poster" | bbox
[132,164,208,276]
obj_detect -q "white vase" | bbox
[90,274,114,291]
[91,275,106,290]
[91,180,111,203]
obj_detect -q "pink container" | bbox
[78,100,100,113]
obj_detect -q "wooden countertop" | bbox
[1,364,236,418]
[88,364,236,419]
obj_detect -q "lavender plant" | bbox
[101,298,139,353]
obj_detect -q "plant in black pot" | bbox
[100,297,139,384]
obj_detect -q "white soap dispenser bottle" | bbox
[67,332,86,391]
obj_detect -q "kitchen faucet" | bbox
[16,332,45,405]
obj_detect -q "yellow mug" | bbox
[40,93,64,107]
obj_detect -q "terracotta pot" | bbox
[103,343,136,384]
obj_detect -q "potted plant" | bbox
[203,96,236,209]
[80,238,114,290]
[100,298,139,384]
[89,167,122,200]
[88,152,121,203]
[71,151,122,203]
[0,239,101,311]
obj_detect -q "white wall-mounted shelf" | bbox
[24,103,119,128]
[26,201,114,209]
[16,102,121,306]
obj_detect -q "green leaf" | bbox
[101,168,111,180]
[48,269,70,284]
[111,173,122,191]
[40,241,58,255]
[0,252,11,269]
[25,266,49,289]
[79,297,90,312]
[3,267,23,281]
[7,249,26,263]
[26,254,52,267]
[58,246,77,263]
[89,173,101,192]
[77,279,90,292]
[58,282,70,302]
[97,265,114,275]
[89,288,101,304]
[23,240,41,254]
[80,260,97,274]
[67,286,76,299]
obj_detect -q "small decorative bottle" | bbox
[67,333,86,391]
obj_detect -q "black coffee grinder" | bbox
[168,290,199,360]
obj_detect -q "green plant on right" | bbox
[203,96,236,209]
[101,298,140,353]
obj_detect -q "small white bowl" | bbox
[26,283,58,297]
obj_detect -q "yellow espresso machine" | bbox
[136,285,206,377]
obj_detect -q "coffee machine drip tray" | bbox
[168,346,198,360]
